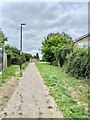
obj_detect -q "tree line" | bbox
[0,28,32,66]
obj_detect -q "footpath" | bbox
[0,63,63,118]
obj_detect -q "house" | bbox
[74,33,90,47]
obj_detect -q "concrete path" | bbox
[0,63,63,118]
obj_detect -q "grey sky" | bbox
[1,2,88,55]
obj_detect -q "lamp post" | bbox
[20,23,26,70]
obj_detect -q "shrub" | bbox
[57,45,73,67]
[66,47,90,79]
[23,53,32,62]
[5,44,32,66]
[52,60,58,66]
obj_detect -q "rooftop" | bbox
[74,33,90,42]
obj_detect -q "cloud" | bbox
[1,0,89,2]
[0,2,3,27]
[2,2,88,55]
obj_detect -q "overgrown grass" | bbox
[22,62,28,70]
[36,62,88,118]
[0,62,28,86]
[19,62,29,77]
[0,65,19,85]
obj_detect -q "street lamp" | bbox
[20,23,26,70]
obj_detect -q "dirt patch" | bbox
[0,76,20,112]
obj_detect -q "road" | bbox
[0,63,63,118]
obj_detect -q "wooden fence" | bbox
[0,49,7,72]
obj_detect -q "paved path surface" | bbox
[0,63,63,118]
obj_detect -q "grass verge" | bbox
[35,62,88,118]
[22,62,28,70]
[0,65,19,85]
[0,62,28,86]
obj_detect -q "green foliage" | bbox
[23,53,32,62]
[66,47,89,79]
[41,32,72,64]
[33,52,39,59]
[36,62,88,118]
[4,44,32,66]
[52,60,58,66]
[5,45,20,66]
[0,62,28,86]
[0,29,8,44]
[41,32,89,79]
[61,32,72,41]
[57,44,74,67]
[0,65,19,85]
[36,52,39,59]
[22,62,28,69]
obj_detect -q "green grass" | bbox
[0,65,19,85]
[36,62,88,118]
[0,62,28,86]
[22,62,28,70]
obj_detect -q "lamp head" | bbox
[21,23,26,26]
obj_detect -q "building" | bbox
[74,33,90,47]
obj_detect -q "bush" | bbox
[57,45,73,67]
[5,44,32,66]
[52,60,58,66]
[22,62,28,69]
[23,53,32,62]
[66,47,90,79]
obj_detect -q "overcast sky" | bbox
[0,1,88,55]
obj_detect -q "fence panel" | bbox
[0,43,7,72]
[0,43,3,72]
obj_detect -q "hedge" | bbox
[66,47,90,79]
[5,44,32,66]
[57,45,73,67]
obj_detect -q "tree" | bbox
[36,53,39,59]
[33,53,39,60]
[61,32,72,41]
[23,52,32,62]
[0,28,8,44]
[41,32,72,64]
